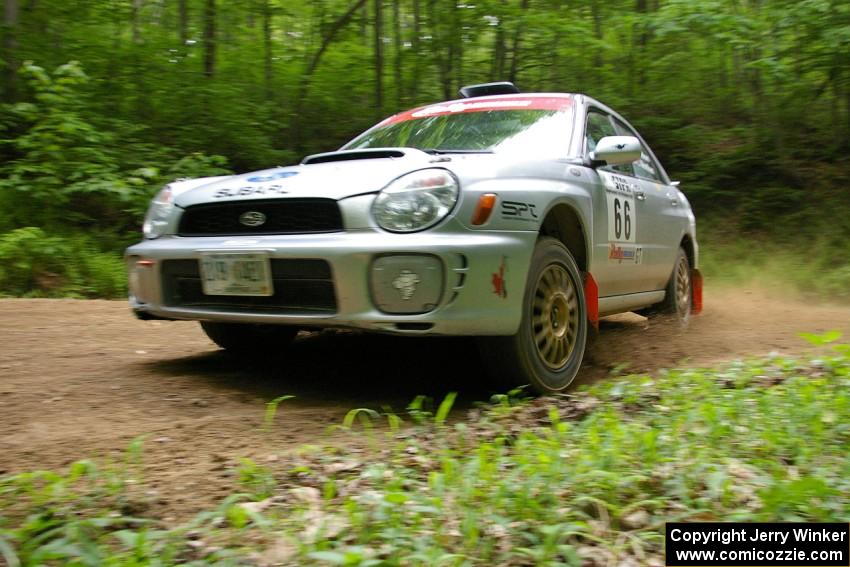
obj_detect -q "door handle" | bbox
[634,191,646,201]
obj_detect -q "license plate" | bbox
[199,253,273,296]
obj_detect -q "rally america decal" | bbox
[609,243,643,264]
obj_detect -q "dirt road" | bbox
[1,288,849,519]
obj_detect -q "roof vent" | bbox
[458,82,520,98]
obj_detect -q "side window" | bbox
[613,118,661,183]
[585,110,634,176]
[585,111,616,154]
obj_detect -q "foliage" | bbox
[0,227,127,298]
[2,338,849,565]
[0,61,232,236]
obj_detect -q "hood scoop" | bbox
[302,148,408,165]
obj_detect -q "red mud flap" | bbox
[584,272,599,329]
[691,268,704,314]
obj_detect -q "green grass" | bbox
[698,221,850,300]
[1,333,848,566]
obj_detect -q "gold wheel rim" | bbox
[532,264,580,370]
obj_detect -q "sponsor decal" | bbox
[213,171,300,198]
[392,270,420,300]
[609,243,643,264]
[600,171,638,244]
[491,256,508,299]
[246,171,299,183]
[501,200,539,222]
[602,172,637,196]
[213,184,290,198]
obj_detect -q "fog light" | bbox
[371,255,444,314]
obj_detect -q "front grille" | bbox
[178,198,343,236]
[161,259,337,314]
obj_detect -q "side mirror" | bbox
[591,136,641,166]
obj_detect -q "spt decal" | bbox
[501,201,539,222]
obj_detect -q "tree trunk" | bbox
[392,0,401,106]
[491,21,506,80]
[452,0,462,94]
[428,0,451,100]
[410,0,421,100]
[373,0,383,118]
[292,0,369,149]
[590,0,603,69]
[548,27,561,90]
[203,0,217,78]
[2,0,19,102]
[633,0,649,89]
[178,0,188,45]
[262,0,273,100]
[131,0,143,44]
[508,0,529,84]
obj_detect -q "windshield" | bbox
[344,106,575,157]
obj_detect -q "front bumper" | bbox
[125,229,536,336]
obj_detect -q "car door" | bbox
[611,117,682,291]
[584,109,651,296]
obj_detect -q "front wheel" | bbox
[200,322,298,354]
[478,237,588,395]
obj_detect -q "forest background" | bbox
[0,0,848,298]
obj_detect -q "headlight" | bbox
[372,169,459,232]
[142,185,175,239]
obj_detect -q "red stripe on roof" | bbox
[383,95,574,125]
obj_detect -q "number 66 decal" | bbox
[607,193,636,243]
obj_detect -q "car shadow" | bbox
[142,315,652,409]
[142,331,496,409]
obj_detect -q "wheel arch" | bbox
[538,202,589,272]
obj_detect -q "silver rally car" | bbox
[126,82,702,394]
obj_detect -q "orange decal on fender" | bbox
[492,256,508,299]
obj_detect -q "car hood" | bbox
[174,149,448,208]
[173,148,570,209]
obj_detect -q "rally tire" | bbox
[653,247,692,326]
[200,322,298,354]
[479,237,588,395]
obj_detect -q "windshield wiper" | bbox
[420,148,494,155]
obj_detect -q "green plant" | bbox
[236,459,276,501]
[262,395,295,431]
[0,228,127,298]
